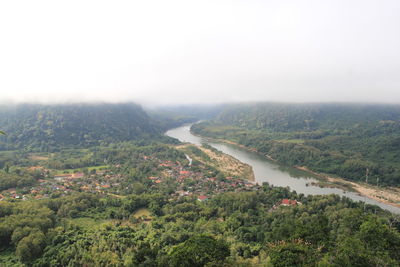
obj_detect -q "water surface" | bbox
[166,124,400,214]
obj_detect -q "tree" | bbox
[332,236,372,267]
[266,239,317,267]
[169,235,230,267]
[16,231,46,263]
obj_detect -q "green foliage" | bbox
[16,231,46,263]
[0,104,399,266]
[0,186,399,266]
[0,103,165,151]
[0,201,54,265]
[213,102,400,132]
[169,235,230,267]
[0,169,38,191]
[266,239,317,267]
[192,103,400,186]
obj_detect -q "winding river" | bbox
[166,124,400,214]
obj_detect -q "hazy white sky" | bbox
[0,0,399,105]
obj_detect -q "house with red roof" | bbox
[197,195,208,202]
[280,199,299,206]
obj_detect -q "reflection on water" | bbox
[165,124,400,214]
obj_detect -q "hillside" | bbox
[0,103,399,266]
[192,103,400,186]
[215,102,400,131]
[0,103,162,151]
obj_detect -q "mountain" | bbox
[0,103,162,151]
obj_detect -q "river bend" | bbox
[166,124,400,214]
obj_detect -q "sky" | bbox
[0,0,399,105]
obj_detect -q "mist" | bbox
[1,0,399,105]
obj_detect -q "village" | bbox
[0,165,123,201]
[0,155,302,209]
[0,153,261,202]
[149,158,260,202]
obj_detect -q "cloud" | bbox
[0,0,399,104]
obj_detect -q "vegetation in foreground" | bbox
[1,184,400,266]
[0,139,399,266]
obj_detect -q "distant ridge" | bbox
[0,103,161,151]
[214,102,400,131]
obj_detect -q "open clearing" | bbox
[133,208,151,218]
[177,144,255,181]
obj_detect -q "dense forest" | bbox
[2,185,400,266]
[1,139,399,266]
[0,103,162,151]
[192,103,400,186]
[0,102,399,266]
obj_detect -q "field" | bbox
[53,165,109,175]
[133,208,152,219]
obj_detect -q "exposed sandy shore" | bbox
[176,144,255,182]
[191,131,400,209]
[296,166,400,209]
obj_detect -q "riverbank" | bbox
[191,130,400,209]
[296,166,400,209]
[176,144,255,182]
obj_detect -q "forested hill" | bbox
[215,102,400,132]
[192,103,400,186]
[0,103,162,151]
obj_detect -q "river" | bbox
[165,124,400,214]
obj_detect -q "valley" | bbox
[0,102,399,266]
[168,124,400,214]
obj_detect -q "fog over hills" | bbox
[1,0,400,105]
